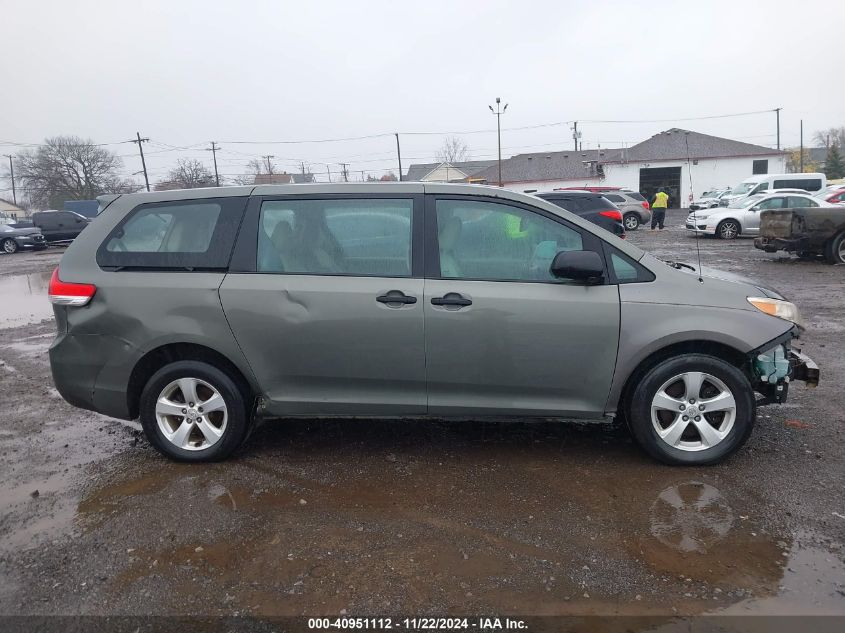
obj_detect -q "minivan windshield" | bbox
[728,194,765,209]
[730,182,760,196]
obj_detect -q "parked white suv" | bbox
[686,190,835,239]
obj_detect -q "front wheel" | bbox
[627,355,755,465]
[717,220,740,240]
[1,238,18,254]
[139,360,251,462]
[624,213,641,231]
[825,232,845,264]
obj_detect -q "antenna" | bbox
[684,132,704,283]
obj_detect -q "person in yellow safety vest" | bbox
[651,189,669,230]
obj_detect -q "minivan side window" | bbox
[257,199,412,277]
[773,178,822,191]
[435,199,583,281]
[97,198,246,270]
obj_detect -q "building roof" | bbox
[616,128,784,163]
[471,149,623,184]
[404,160,497,181]
[253,172,315,185]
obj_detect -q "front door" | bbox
[748,195,787,234]
[220,195,426,416]
[423,196,621,418]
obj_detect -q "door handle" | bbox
[431,294,472,307]
[376,292,417,305]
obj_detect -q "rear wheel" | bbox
[716,220,740,240]
[623,213,640,231]
[2,238,18,254]
[825,232,845,264]
[140,360,251,462]
[627,355,755,465]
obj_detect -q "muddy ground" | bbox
[0,212,843,623]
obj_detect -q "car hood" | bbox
[664,259,785,299]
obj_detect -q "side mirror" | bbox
[550,250,605,284]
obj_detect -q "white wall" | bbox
[421,164,469,182]
[604,155,787,207]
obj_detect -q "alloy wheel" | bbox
[718,222,738,239]
[2,239,17,254]
[624,214,639,230]
[650,372,737,452]
[838,239,845,264]
[155,377,228,451]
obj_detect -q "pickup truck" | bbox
[754,206,845,264]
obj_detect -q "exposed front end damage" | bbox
[747,328,819,405]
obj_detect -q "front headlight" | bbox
[747,297,804,327]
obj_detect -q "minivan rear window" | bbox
[97,197,247,270]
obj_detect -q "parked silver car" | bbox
[49,183,818,465]
[600,190,652,230]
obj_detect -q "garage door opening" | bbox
[639,167,682,208]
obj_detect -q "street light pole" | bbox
[489,97,508,187]
[3,155,15,206]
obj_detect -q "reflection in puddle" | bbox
[0,272,53,329]
[650,482,734,553]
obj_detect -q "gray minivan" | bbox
[48,183,818,465]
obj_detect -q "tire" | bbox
[139,360,251,462]
[825,232,845,264]
[1,238,18,254]
[626,354,755,465]
[623,213,640,231]
[716,220,740,240]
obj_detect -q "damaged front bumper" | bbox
[748,327,820,405]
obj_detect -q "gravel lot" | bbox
[0,212,843,621]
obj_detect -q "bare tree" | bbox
[231,157,280,184]
[10,136,138,208]
[436,136,469,164]
[813,127,845,149]
[156,159,216,190]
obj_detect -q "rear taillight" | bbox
[642,201,650,210]
[48,268,96,306]
[599,210,623,221]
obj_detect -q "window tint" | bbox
[773,179,822,191]
[604,193,625,202]
[625,191,646,201]
[435,199,583,281]
[750,182,769,194]
[752,159,768,175]
[97,198,246,270]
[788,196,819,208]
[258,199,412,277]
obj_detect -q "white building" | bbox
[445,129,787,207]
[403,160,497,183]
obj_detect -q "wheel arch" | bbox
[127,342,257,420]
[613,340,748,420]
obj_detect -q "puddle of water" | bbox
[60,422,841,617]
[0,272,54,329]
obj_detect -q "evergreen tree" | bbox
[825,144,845,180]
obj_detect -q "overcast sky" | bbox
[2,0,844,186]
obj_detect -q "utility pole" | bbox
[3,155,15,206]
[207,142,221,186]
[799,120,804,173]
[326,165,331,183]
[488,97,508,187]
[339,163,349,182]
[572,121,579,151]
[261,155,275,175]
[774,108,781,150]
[132,132,150,191]
[395,133,403,181]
